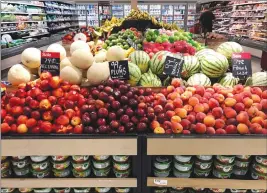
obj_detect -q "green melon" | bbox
[245,72,267,86]
[127,62,142,86]
[187,73,211,86]
[219,72,239,87]
[200,52,229,78]
[195,48,216,60]
[149,51,173,75]
[139,70,162,87]
[216,42,243,62]
[129,51,150,74]
[181,55,200,79]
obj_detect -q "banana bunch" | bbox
[125,47,135,58]
[126,9,151,20]
[99,17,124,33]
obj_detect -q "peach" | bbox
[203,115,215,127]
[233,94,244,103]
[250,123,262,134]
[154,127,165,134]
[171,116,181,123]
[175,108,187,118]
[39,99,51,110]
[225,125,237,134]
[31,111,41,120]
[251,94,261,103]
[151,121,160,130]
[227,93,234,98]
[164,103,174,111]
[42,111,53,121]
[262,90,267,99]
[213,93,225,103]
[194,103,205,113]
[194,85,205,96]
[218,87,233,96]
[206,127,215,134]
[224,98,237,107]
[203,103,209,113]
[203,92,212,100]
[10,124,17,133]
[17,124,28,134]
[262,129,267,135]
[65,109,76,119]
[9,97,22,107]
[233,84,244,94]
[71,116,82,126]
[166,110,176,119]
[243,90,252,98]
[40,121,53,133]
[212,107,223,118]
[182,130,191,134]
[17,115,28,125]
[236,111,249,123]
[206,88,215,94]
[237,123,249,134]
[183,105,193,112]
[216,128,227,134]
[180,119,191,130]
[52,88,64,98]
[247,106,259,118]
[11,106,23,117]
[163,121,172,130]
[169,92,180,101]
[257,111,267,119]
[260,99,267,110]
[262,120,267,129]
[252,103,262,111]
[1,123,11,134]
[234,103,245,113]
[56,115,70,126]
[195,123,206,134]
[181,91,192,101]
[26,118,37,128]
[188,97,199,106]
[209,98,220,109]
[196,112,206,122]
[243,97,253,108]
[171,122,183,133]
[40,71,52,80]
[251,116,264,126]
[172,98,183,108]
[186,87,196,93]
[224,107,237,119]
[49,76,61,89]
[187,114,196,123]
[226,118,238,126]
[215,119,225,129]
[167,85,175,93]
[171,78,182,88]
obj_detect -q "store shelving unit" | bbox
[112,4,124,18]
[149,5,161,21]
[124,5,131,17]
[88,4,99,27]
[161,5,173,24]
[77,4,87,27]
[173,4,186,29]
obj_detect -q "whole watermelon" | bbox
[139,70,162,87]
[217,42,243,62]
[149,51,174,76]
[127,62,142,86]
[219,73,239,87]
[245,72,267,86]
[187,73,211,86]
[200,52,229,78]
[129,51,150,74]
[181,55,200,79]
[195,48,216,60]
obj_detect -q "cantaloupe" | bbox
[73,33,87,42]
[70,40,90,55]
[21,48,41,68]
[47,43,67,61]
[87,62,110,85]
[106,46,125,61]
[70,49,94,69]
[94,51,107,63]
[60,57,73,70]
[60,66,82,84]
[8,64,31,85]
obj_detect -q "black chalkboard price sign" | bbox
[163,56,184,78]
[127,38,138,50]
[40,51,60,76]
[232,52,252,79]
[108,60,130,80]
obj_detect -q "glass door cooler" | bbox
[112,4,124,18]
[88,4,99,27]
[124,5,131,17]
[161,5,173,24]
[187,3,196,30]
[149,5,161,21]
[174,4,186,29]
[137,4,148,12]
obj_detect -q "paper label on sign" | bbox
[41,51,60,76]
[232,52,252,79]
[154,179,168,186]
[108,60,130,80]
[163,56,184,78]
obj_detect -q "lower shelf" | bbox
[1,178,137,188]
[147,177,267,189]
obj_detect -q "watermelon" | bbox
[181,55,200,79]
[139,70,162,87]
[219,73,239,87]
[149,51,174,75]
[127,62,141,86]
[187,73,211,86]
[200,52,229,78]
[245,72,267,86]
[129,51,150,74]
[195,48,216,60]
[217,42,243,62]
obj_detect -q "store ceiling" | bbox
[75,0,197,2]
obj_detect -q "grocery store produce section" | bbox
[1,1,267,193]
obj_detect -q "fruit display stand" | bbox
[143,134,267,192]
[1,135,140,192]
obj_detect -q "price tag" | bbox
[163,56,184,78]
[108,60,129,80]
[154,179,168,186]
[127,38,138,50]
[232,52,252,79]
[41,51,60,76]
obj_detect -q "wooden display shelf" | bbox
[1,138,137,156]
[1,178,137,188]
[147,177,267,189]
[147,137,267,155]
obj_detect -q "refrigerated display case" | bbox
[99,5,111,26]
[77,4,86,27]
[137,4,148,12]
[112,4,124,18]
[187,3,196,30]
[162,5,173,24]
[88,4,99,27]
[149,5,161,21]
[124,5,131,17]
[174,4,186,29]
